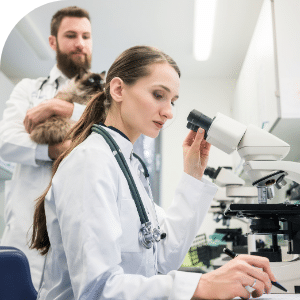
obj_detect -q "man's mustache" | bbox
[70,50,86,55]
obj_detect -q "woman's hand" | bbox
[183,128,211,180]
[192,254,277,299]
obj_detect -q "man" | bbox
[0,6,93,290]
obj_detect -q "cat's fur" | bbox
[30,70,105,145]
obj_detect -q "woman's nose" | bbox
[161,102,174,120]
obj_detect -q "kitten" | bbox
[30,70,106,146]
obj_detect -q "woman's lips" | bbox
[153,121,163,129]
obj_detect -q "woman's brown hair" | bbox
[30,45,180,255]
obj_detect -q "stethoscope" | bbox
[36,76,60,100]
[91,124,166,249]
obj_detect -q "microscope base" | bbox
[270,260,300,294]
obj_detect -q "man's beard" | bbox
[56,45,92,79]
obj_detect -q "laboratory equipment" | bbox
[187,110,300,294]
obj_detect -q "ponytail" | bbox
[30,91,109,255]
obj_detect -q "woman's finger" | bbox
[235,256,273,294]
[189,128,205,152]
[246,265,272,294]
[182,130,197,147]
[237,254,276,282]
[240,275,265,298]
[200,140,211,156]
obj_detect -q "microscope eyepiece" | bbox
[187,109,213,138]
[187,109,213,132]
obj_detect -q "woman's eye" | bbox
[171,102,175,107]
[153,92,163,99]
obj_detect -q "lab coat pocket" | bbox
[119,199,140,252]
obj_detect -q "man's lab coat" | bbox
[0,65,85,290]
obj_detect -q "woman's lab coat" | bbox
[0,65,85,290]
[38,126,217,300]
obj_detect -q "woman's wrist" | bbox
[184,168,204,181]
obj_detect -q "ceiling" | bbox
[0,0,263,82]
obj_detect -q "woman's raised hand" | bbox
[183,128,211,181]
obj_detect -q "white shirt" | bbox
[0,65,85,290]
[38,126,218,300]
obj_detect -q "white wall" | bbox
[161,78,245,237]
[232,0,276,131]
[275,0,300,118]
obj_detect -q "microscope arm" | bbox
[244,161,300,185]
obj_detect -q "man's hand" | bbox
[48,139,72,160]
[24,98,74,133]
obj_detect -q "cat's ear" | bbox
[100,71,106,78]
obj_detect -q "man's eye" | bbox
[83,35,90,39]
[66,35,76,39]
[171,102,175,107]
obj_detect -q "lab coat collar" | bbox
[48,65,69,85]
[100,125,134,160]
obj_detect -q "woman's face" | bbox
[119,62,180,142]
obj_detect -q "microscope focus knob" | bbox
[276,175,287,189]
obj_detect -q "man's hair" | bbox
[51,6,90,37]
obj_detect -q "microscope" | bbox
[206,166,257,227]
[205,166,259,269]
[187,109,300,294]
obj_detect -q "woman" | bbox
[31,46,276,299]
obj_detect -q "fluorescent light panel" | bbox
[193,0,217,61]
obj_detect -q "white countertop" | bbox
[235,295,299,299]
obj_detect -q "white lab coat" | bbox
[0,65,85,290]
[37,126,218,300]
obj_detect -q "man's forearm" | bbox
[51,98,74,119]
[24,98,75,133]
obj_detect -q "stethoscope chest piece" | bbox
[138,222,161,249]
[139,222,154,249]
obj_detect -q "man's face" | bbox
[49,16,92,78]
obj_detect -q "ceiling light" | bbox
[193,0,217,61]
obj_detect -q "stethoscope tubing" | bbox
[91,124,149,225]
[36,76,59,101]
